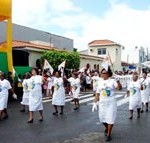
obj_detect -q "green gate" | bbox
[0,52,8,73]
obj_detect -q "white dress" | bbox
[96,78,118,124]
[68,77,75,96]
[0,79,11,110]
[28,75,43,111]
[47,77,54,90]
[52,77,65,106]
[91,76,99,92]
[71,78,81,99]
[21,79,30,106]
[140,78,150,104]
[128,80,142,110]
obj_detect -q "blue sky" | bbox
[12,0,150,63]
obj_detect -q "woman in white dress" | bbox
[0,71,12,120]
[28,68,43,123]
[71,72,81,110]
[127,72,143,119]
[52,71,65,115]
[20,72,31,112]
[140,72,150,112]
[94,67,122,142]
[47,73,54,97]
[91,72,99,96]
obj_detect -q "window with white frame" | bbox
[97,48,106,55]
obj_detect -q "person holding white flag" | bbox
[58,61,66,77]
[43,59,54,75]
[94,67,122,142]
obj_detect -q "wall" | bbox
[28,51,42,67]
[80,54,103,71]
[0,22,73,51]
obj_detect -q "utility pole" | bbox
[147,47,149,61]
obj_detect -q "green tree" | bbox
[41,50,80,70]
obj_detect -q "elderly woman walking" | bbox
[28,68,43,123]
[94,67,122,141]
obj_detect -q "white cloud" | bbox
[12,0,150,63]
[65,1,150,63]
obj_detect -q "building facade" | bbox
[0,22,73,51]
[88,39,122,71]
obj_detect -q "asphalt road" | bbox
[0,91,150,143]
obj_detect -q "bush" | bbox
[41,50,80,70]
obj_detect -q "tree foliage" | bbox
[41,50,80,70]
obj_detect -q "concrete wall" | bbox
[0,22,73,51]
[28,51,42,67]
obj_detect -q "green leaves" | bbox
[41,50,80,70]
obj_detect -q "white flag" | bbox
[78,66,86,73]
[58,61,66,71]
[13,68,16,76]
[43,59,54,74]
[101,57,109,71]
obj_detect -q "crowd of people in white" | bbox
[0,66,150,142]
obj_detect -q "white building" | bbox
[86,39,122,71]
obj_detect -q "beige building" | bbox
[87,39,122,71]
[80,53,103,71]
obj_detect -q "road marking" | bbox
[43,93,93,103]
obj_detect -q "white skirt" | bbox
[21,92,29,106]
[0,94,8,110]
[52,87,65,106]
[141,91,149,104]
[129,99,141,110]
[99,98,117,124]
[29,90,43,111]
[93,86,97,92]
[72,87,80,99]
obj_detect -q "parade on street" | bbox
[1,0,150,143]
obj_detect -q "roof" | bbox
[80,53,104,60]
[121,61,132,66]
[79,50,88,54]
[0,40,59,51]
[88,39,121,47]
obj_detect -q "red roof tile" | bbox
[89,39,121,47]
[0,40,59,51]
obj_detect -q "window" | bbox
[13,50,29,66]
[98,48,106,55]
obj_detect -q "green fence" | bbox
[0,52,32,80]
[0,52,8,73]
[14,66,32,78]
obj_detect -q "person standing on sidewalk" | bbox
[28,68,43,123]
[127,71,143,120]
[94,67,122,142]
[20,72,31,112]
[52,71,65,115]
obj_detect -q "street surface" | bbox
[0,89,150,143]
